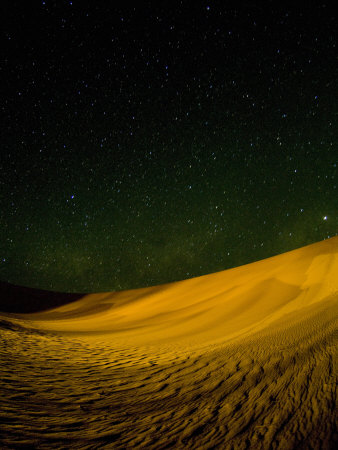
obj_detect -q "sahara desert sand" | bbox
[0,237,337,449]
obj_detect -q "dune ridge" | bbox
[1,237,337,448]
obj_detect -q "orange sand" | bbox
[1,237,337,448]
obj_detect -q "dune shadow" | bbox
[0,281,85,313]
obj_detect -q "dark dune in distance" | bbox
[0,281,84,313]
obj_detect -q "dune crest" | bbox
[25,236,338,346]
[1,237,337,448]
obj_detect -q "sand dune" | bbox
[1,237,337,448]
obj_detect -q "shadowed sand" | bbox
[0,237,337,448]
[0,282,84,313]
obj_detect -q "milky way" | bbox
[1,1,337,292]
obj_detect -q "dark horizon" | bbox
[0,281,84,313]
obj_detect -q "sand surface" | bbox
[1,237,337,448]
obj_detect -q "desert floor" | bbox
[1,237,337,449]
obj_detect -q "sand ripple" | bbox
[1,238,337,448]
[0,300,337,449]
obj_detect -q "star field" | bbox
[1,1,337,292]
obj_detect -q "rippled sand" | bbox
[1,237,337,449]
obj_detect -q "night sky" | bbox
[1,1,337,293]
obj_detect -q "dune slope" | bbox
[1,237,337,449]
